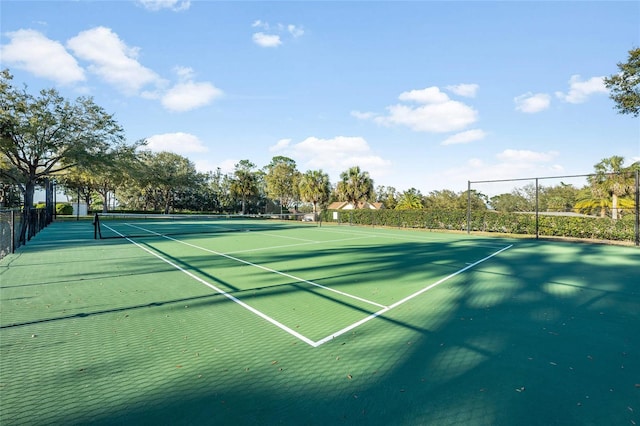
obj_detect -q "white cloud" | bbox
[252,32,282,48]
[446,83,479,98]
[269,136,391,179]
[496,149,558,163]
[398,87,450,104]
[161,81,222,111]
[431,149,563,194]
[376,102,478,133]
[173,65,195,80]
[137,0,190,11]
[145,132,208,154]
[269,138,292,152]
[251,20,304,47]
[216,159,238,174]
[514,92,551,113]
[0,29,85,85]
[67,26,162,95]
[287,24,305,38]
[366,86,478,133]
[555,75,607,104]
[161,67,223,112]
[351,110,377,120]
[441,129,486,146]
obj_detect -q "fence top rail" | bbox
[469,171,637,185]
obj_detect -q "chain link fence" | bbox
[468,170,639,246]
[322,171,639,246]
[0,208,51,260]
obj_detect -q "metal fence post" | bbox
[467,180,471,234]
[635,170,640,246]
[10,209,16,254]
[535,178,539,240]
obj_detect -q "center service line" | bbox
[126,223,386,309]
[103,223,317,346]
[313,244,514,347]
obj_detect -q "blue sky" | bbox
[1,0,639,195]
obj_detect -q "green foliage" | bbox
[604,47,640,117]
[56,203,73,215]
[586,156,639,220]
[299,169,331,213]
[375,185,398,209]
[322,209,636,242]
[396,188,424,210]
[230,160,259,214]
[1,69,125,242]
[335,166,374,207]
[264,156,301,211]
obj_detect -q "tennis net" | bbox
[93,212,319,239]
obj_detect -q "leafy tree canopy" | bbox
[0,69,126,241]
[604,47,640,117]
[336,166,374,208]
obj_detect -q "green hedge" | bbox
[322,209,637,243]
[33,202,74,215]
[56,203,73,215]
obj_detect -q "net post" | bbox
[93,213,101,239]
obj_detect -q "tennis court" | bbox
[1,217,639,425]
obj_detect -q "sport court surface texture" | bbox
[1,218,638,425]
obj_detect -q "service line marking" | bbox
[102,224,316,346]
[123,223,386,310]
[313,243,513,346]
[108,223,512,348]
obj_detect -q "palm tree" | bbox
[335,166,374,208]
[574,192,635,217]
[299,169,331,215]
[395,188,424,210]
[230,160,258,214]
[588,156,639,219]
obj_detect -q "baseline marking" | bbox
[106,222,512,348]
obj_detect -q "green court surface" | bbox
[1,219,639,425]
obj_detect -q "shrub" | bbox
[56,203,73,215]
[323,209,636,243]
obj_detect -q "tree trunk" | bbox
[611,193,619,220]
[19,180,36,244]
[100,188,109,213]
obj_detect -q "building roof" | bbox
[327,201,384,210]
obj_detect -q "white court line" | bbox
[109,222,512,348]
[312,243,513,346]
[316,226,506,249]
[226,235,374,255]
[102,224,316,346]
[124,223,386,309]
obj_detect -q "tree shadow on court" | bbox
[3,228,639,425]
[86,239,640,424]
